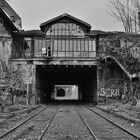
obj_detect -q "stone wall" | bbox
[0,37,36,105]
[97,60,131,103]
[0,35,12,105]
[9,63,36,105]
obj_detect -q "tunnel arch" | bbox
[57,88,65,97]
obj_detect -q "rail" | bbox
[87,106,140,139]
[75,107,98,140]
[0,106,48,139]
[38,107,58,140]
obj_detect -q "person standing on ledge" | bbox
[47,46,52,57]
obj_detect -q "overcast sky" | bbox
[9,0,124,31]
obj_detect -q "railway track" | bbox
[37,107,58,140]
[40,105,98,140]
[86,106,140,140]
[0,104,139,140]
[75,107,99,140]
[0,105,59,140]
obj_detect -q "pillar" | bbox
[32,65,37,105]
[91,66,97,105]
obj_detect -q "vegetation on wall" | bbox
[99,33,140,74]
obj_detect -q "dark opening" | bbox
[57,88,65,97]
[36,65,97,104]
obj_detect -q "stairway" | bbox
[99,37,139,78]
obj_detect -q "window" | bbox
[46,23,85,36]
[24,37,31,57]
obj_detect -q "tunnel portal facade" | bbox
[1,2,140,106]
[11,13,99,104]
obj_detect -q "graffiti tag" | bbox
[98,88,120,97]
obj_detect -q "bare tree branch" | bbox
[108,0,140,33]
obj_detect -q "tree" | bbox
[9,65,26,91]
[8,64,26,104]
[108,0,140,33]
[131,0,140,10]
[131,0,140,30]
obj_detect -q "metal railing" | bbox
[99,39,137,74]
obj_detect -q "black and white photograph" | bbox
[0,0,140,139]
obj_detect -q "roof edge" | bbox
[40,13,91,31]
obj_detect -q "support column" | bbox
[78,84,82,101]
[92,66,97,105]
[32,65,37,105]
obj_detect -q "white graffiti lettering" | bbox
[98,88,120,97]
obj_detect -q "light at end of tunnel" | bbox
[72,85,76,90]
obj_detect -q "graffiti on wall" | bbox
[98,88,120,98]
[97,79,124,102]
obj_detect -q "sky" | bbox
[9,0,124,31]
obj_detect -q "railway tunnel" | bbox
[36,65,97,104]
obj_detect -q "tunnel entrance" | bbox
[36,65,97,104]
[53,85,79,100]
[57,88,65,97]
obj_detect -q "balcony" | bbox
[12,37,96,60]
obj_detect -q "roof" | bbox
[40,13,91,32]
[90,30,125,36]
[15,30,45,36]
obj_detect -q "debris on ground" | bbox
[97,100,140,122]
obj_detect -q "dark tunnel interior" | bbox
[36,65,97,104]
